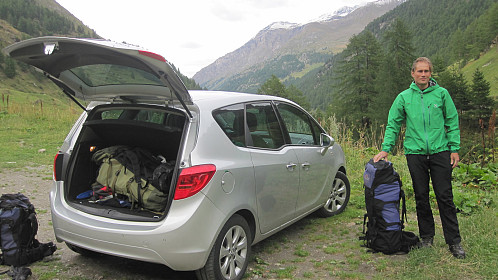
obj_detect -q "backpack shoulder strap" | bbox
[27,212,38,243]
[400,189,407,227]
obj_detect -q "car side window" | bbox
[213,104,246,147]
[276,103,318,145]
[246,103,285,149]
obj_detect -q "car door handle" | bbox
[301,162,311,170]
[286,163,297,171]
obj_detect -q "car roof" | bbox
[189,90,296,111]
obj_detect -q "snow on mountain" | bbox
[267,3,365,30]
[311,5,359,23]
[372,0,406,6]
[310,0,405,23]
[264,21,302,31]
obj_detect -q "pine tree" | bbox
[373,18,415,124]
[258,75,310,109]
[469,68,494,121]
[286,85,310,110]
[4,57,16,78]
[258,75,287,98]
[449,29,466,65]
[438,69,470,125]
[336,31,383,126]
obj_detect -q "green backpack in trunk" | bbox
[92,146,169,212]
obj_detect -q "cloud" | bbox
[181,42,203,49]
[251,0,291,9]
[210,2,247,22]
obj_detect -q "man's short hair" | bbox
[411,57,433,72]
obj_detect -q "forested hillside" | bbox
[272,0,496,164]
[291,0,498,114]
[0,0,98,39]
[365,0,497,64]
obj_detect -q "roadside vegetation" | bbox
[0,90,80,169]
[247,115,496,280]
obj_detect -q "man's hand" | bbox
[373,151,389,162]
[450,152,460,168]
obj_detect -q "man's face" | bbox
[411,62,432,89]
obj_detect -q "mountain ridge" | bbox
[193,0,404,91]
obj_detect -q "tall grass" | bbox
[320,115,497,279]
[0,90,81,169]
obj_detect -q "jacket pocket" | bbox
[428,102,443,129]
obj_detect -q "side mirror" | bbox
[320,133,335,155]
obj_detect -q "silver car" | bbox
[4,37,350,280]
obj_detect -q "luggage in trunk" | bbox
[90,145,173,212]
[64,106,185,220]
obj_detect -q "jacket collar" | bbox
[410,78,439,93]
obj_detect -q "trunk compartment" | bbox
[64,104,186,221]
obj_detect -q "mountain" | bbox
[295,0,498,110]
[193,0,404,92]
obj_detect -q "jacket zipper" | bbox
[420,92,430,154]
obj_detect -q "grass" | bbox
[0,89,81,169]
[249,119,497,279]
[289,63,325,79]
[462,44,498,100]
[383,206,498,279]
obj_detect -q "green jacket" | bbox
[382,78,460,155]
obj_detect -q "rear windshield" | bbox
[101,109,166,124]
[90,107,185,130]
[70,64,163,87]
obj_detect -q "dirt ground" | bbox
[0,166,401,280]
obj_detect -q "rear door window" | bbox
[245,103,285,149]
[213,102,285,149]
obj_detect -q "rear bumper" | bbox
[50,182,224,271]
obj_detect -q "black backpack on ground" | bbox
[359,159,419,254]
[0,193,57,267]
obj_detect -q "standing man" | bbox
[373,57,465,259]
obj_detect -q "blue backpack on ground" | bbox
[360,159,419,254]
[0,193,56,267]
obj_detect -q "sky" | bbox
[55,0,376,77]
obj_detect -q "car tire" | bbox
[316,171,350,218]
[196,214,252,280]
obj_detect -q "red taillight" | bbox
[139,50,166,62]
[174,165,216,200]
[53,152,63,181]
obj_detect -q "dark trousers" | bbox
[406,151,461,245]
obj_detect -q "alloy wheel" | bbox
[219,225,248,279]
